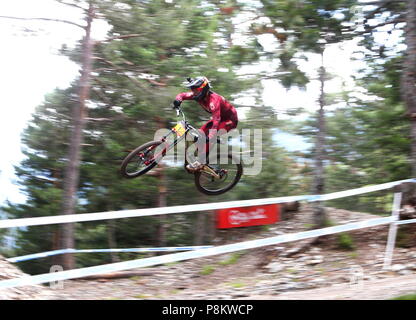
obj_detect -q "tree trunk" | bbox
[411,121,416,177]
[107,219,120,263]
[59,2,95,270]
[194,193,209,245]
[194,213,206,245]
[207,210,217,244]
[403,0,416,177]
[313,51,327,227]
[156,116,168,249]
[156,167,168,248]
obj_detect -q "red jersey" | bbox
[175,91,238,139]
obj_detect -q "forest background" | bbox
[0,0,414,274]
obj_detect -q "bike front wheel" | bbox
[120,140,164,178]
[194,153,242,196]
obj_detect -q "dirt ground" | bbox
[2,204,416,300]
[246,274,416,300]
[48,205,416,300]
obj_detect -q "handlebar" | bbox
[173,106,186,123]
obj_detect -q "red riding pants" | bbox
[198,119,238,155]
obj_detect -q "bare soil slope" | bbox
[2,205,416,300]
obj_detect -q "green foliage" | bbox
[227,281,246,288]
[391,294,416,300]
[218,252,244,266]
[227,44,259,66]
[337,233,355,250]
[321,56,410,214]
[323,218,336,228]
[2,0,282,274]
[200,264,215,275]
[3,0,412,277]
[253,0,358,89]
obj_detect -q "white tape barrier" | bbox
[0,216,394,289]
[395,218,416,225]
[1,178,414,229]
[6,246,214,263]
[318,179,415,201]
[0,195,309,229]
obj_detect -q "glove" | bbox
[172,100,182,109]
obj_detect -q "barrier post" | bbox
[383,192,402,270]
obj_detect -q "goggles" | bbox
[191,79,208,92]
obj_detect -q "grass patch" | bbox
[337,233,355,250]
[391,294,416,300]
[227,281,246,288]
[286,268,298,274]
[133,294,152,299]
[323,218,336,228]
[261,225,271,232]
[219,252,243,266]
[200,265,216,275]
[347,251,359,259]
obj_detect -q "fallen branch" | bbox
[78,270,155,280]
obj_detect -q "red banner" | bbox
[216,204,280,229]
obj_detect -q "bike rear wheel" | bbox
[194,153,242,196]
[120,140,164,178]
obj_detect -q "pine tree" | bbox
[3,89,74,273]
[2,0,267,272]
[323,56,410,213]
[241,0,358,226]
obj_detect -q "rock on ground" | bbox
[0,255,54,300]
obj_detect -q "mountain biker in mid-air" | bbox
[173,76,238,172]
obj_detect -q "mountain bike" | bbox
[120,106,243,195]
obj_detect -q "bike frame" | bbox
[127,107,241,184]
[146,107,199,165]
